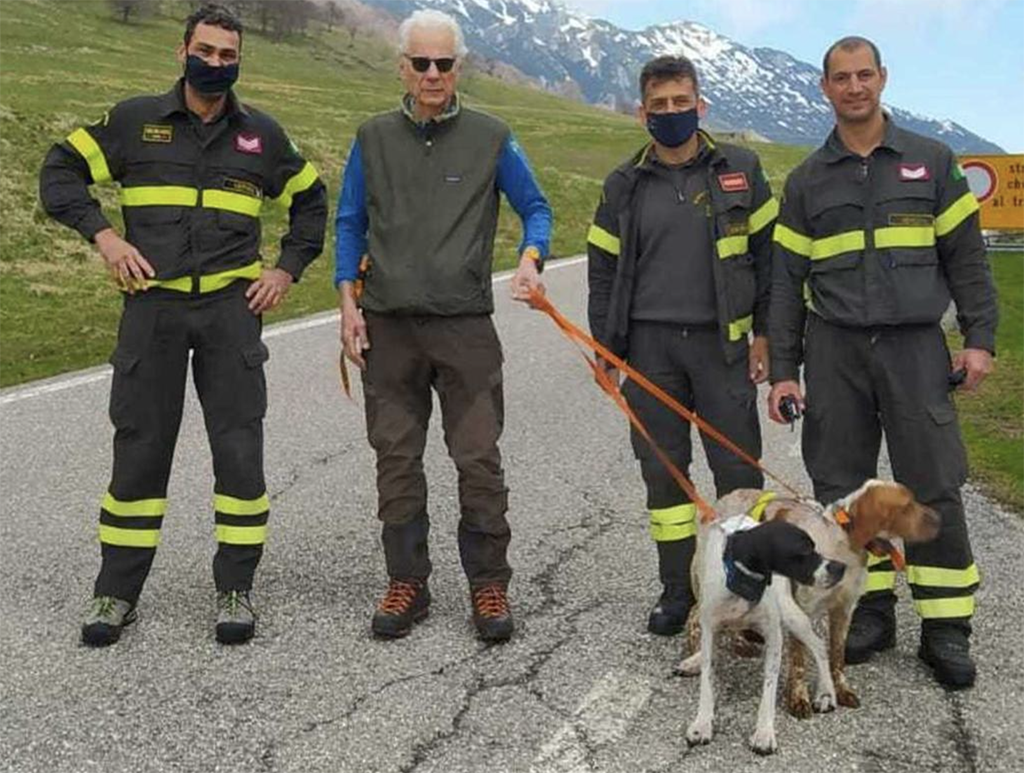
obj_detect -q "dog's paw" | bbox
[675,652,702,677]
[836,685,860,708]
[785,687,813,719]
[686,717,713,747]
[749,726,777,756]
[813,691,837,713]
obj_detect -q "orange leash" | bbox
[527,287,804,511]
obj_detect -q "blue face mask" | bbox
[184,54,239,94]
[646,108,699,148]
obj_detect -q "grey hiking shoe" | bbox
[81,596,137,647]
[216,590,256,644]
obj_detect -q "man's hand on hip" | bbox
[510,251,544,304]
[952,348,995,392]
[246,267,293,314]
[767,380,804,424]
[95,228,154,294]
[339,282,370,370]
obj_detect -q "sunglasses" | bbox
[404,55,457,74]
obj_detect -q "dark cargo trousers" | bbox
[802,315,979,627]
[361,312,511,587]
[95,283,270,602]
[622,323,763,586]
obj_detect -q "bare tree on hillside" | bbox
[108,0,152,24]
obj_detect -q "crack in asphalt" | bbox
[268,441,362,504]
[946,693,979,773]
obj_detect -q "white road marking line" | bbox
[531,670,652,773]
[0,257,587,406]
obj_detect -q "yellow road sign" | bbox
[958,154,1024,231]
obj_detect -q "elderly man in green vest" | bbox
[335,9,553,642]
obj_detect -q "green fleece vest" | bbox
[357,106,510,315]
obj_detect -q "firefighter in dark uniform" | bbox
[39,4,327,647]
[588,56,776,635]
[768,37,996,689]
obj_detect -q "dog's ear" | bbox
[847,486,894,548]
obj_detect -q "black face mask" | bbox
[184,54,239,95]
[646,107,699,148]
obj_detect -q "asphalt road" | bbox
[2,258,1021,773]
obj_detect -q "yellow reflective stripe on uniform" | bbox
[748,491,778,522]
[67,128,112,184]
[199,261,262,293]
[935,191,980,237]
[773,223,812,257]
[99,524,161,548]
[216,524,268,545]
[271,161,319,209]
[810,230,865,260]
[716,235,748,259]
[748,197,779,235]
[907,563,980,589]
[120,186,199,207]
[202,189,262,217]
[214,492,270,516]
[865,571,896,592]
[728,315,753,342]
[914,596,975,619]
[649,503,698,542]
[147,261,262,294]
[874,226,936,249]
[866,552,890,567]
[101,492,167,517]
[587,223,621,256]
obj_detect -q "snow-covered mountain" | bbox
[363,0,1002,152]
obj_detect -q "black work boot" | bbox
[648,538,695,636]
[845,592,897,664]
[81,596,137,647]
[371,579,430,638]
[919,621,976,690]
[648,584,694,635]
[471,583,514,642]
[216,590,257,645]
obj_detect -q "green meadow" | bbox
[0,0,1018,509]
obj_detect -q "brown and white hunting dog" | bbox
[679,479,939,720]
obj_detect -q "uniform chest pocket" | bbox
[217,210,258,234]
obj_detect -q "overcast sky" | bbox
[567,0,1024,152]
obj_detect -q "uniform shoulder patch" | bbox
[142,124,173,143]
[718,172,749,192]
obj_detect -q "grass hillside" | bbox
[0,0,807,386]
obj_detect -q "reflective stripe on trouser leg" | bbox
[649,503,698,542]
[864,552,897,594]
[214,493,270,545]
[908,562,980,619]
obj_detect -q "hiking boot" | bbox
[919,623,976,690]
[844,597,896,664]
[647,584,694,636]
[216,590,257,645]
[471,583,514,642]
[81,596,137,647]
[372,579,430,638]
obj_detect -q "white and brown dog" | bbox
[681,514,847,755]
[711,480,940,717]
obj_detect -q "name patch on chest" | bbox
[224,177,262,198]
[898,163,930,181]
[235,133,263,155]
[717,172,749,192]
[141,124,173,143]
[888,213,935,227]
